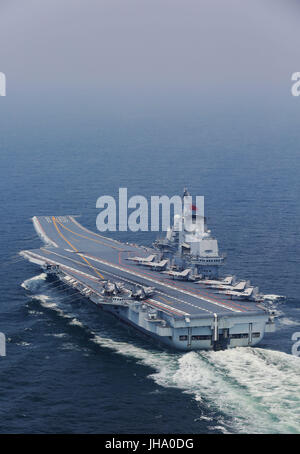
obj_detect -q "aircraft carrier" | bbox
[20,190,284,351]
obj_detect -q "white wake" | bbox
[23,273,300,434]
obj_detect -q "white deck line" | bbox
[147,298,190,316]
[83,253,241,313]
[38,248,193,317]
[32,217,59,248]
[32,216,242,313]
[21,251,100,286]
[21,250,189,317]
[70,216,123,245]
[36,247,239,314]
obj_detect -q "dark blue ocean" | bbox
[0,98,300,434]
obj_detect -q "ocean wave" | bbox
[21,273,47,291]
[278,317,300,327]
[44,333,67,338]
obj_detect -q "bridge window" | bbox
[179,335,188,341]
[192,335,212,341]
[230,333,248,339]
[252,332,260,338]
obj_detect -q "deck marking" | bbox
[84,252,243,313]
[70,216,124,247]
[33,217,59,247]
[120,251,243,310]
[36,248,194,316]
[24,249,188,317]
[52,218,245,312]
[56,217,124,252]
[120,251,250,312]
[52,217,105,280]
[33,217,258,314]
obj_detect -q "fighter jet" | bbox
[131,285,156,300]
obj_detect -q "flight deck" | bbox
[20,212,276,350]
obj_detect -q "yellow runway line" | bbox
[52,216,105,280]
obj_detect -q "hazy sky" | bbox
[0,0,300,115]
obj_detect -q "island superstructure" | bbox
[20,190,284,351]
